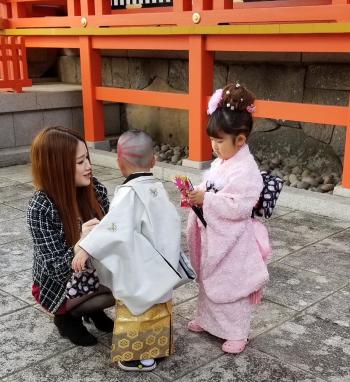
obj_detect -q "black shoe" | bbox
[118,359,156,372]
[83,310,114,333]
[54,313,97,346]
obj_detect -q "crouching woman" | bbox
[27,126,115,346]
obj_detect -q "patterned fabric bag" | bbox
[252,171,284,219]
[66,268,100,299]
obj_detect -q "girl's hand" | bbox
[81,218,100,239]
[72,247,90,272]
[188,190,205,205]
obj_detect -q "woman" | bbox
[27,126,115,346]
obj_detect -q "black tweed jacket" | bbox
[27,177,109,314]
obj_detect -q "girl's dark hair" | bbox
[207,83,256,139]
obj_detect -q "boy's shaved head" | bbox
[117,130,154,169]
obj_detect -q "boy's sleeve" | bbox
[79,187,135,267]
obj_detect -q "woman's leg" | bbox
[53,313,98,347]
[65,285,113,312]
[54,286,115,346]
[67,286,115,332]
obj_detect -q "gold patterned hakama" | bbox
[112,300,173,362]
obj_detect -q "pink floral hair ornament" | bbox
[246,104,256,114]
[207,88,223,115]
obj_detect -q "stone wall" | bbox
[57,51,349,177]
[0,85,120,167]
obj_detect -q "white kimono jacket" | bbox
[80,175,182,315]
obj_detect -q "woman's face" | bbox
[75,141,92,187]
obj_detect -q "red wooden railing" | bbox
[0,36,32,92]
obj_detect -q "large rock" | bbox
[227,64,305,102]
[149,59,169,83]
[28,48,59,78]
[104,104,121,136]
[75,57,81,84]
[169,60,188,92]
[216,52,301,63]
[58,56,80,84]
[111,58,129,88]
[125,78,188,147]
[60,48,79,57]
[301,88,348,144]
[102,57,113,86]
[110,57,168,89]
[302,53,350,64]
[213,63,228,90]
[129,58,152,89]
[306,64,350,90]
[249,125,343,175]
[254,118,279,132]
[330,126,346,159]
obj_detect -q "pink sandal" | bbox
[222,339,247,354]
[187,320,204,333]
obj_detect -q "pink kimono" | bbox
[187,144,270,341]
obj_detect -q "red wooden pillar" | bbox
[341,96,350,188]
[11,2,27,18]
[80,0,94,15]
[213,0,233,9]
[0,2,9,19]
[67,0,81,17]
[173,0,192,11]
[79,36,105,144]
[192,0,213,11]
[187,35,213,164]
[95,0,111,15]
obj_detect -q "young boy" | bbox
[72,130,182,371]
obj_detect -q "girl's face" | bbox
[210,131,246,160]
[75,140,92,187]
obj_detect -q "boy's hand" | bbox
[81,218,100,239]
[72,247,90,272]
[188,190,205,205]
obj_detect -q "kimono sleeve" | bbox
[78,187,135,266]
[203,175,262,223]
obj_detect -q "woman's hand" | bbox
[72,247,90,272]
[81,218,100,239]
[188,190,205,205]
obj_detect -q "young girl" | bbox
[186,83,271,354]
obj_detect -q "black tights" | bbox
[64,286,115,317]
[69,293,115,317]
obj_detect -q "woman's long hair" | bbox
[31,126,104,247]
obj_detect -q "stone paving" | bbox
[0,164,349,382]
